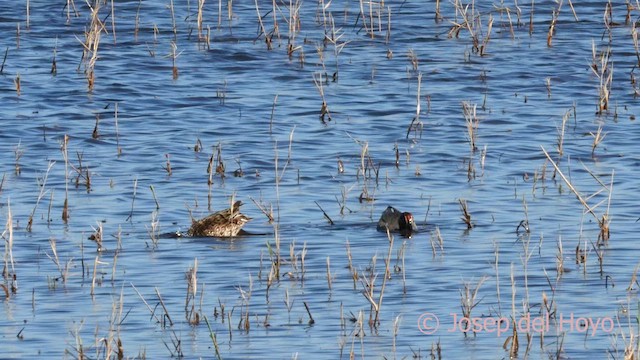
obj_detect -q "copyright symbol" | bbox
[417,312,439,335]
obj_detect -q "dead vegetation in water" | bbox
[541,146,613,245]
[76,0,105,91]
[5,1,640,359]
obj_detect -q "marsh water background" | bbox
[1,0,640,358]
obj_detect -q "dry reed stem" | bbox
[590,124,607,156]
[90,256,108,297]
[185,258,200,325]
[315,201,334,225]
[249,196,274,222]
[76,0,105,91]
[591,42,613,114]
[480,14,493,56]
[26,161,55,232]
[313,72,331,123]
[89,221,105,252]
[169,41,182,80]
[269,94,278,133]
[346,240,358,290]
[254,0,271,50]
[458,199,473,229]
[146,210,160,247]
[541,146,613,241]
[547,9,557,47]
[459,276,487,335]
[14,73,20,96]
[204,315,223,360]
[61,135,70,222]
[406,72,424,139]
[503,264,519,356]
[130,283,163,324]
[0,47,8,74]
[196,0,205,41]
[556,109,571,157]
[429,226,444,257]
[462,101,479,152]
[155,287,174,327]
[150,185,160,209]
[126,176,138,222]
[2,201,16,293]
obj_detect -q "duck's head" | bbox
[398,212,417,238]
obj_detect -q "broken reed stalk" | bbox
[61,135,70,222]
[505,302,519,356]
[14,73,20,96]
[2,200,16,293]
[541,146,613,242]
[204,316,223,360]
[26,0,30,29]
[590,124,607,157]
[286,0,302,58]
[326,12,350,80]
[14,143,23,175]
[429,226,444,257]
[185,258,200,325]
[169,0,177,40]
[479,14,493,56]
[0,47,8,74]
[110,0,116,44]
[461,101,479,152]
[315,201,334,225]
[155,287,174,327]
[237,276,253,332]
[346,240,358,290]
[458,199,473,229]
[150,185,160,209]
[459,277,487,335]
[169,41,181,80]
[633,22,640,67]
[272,140,282,280]
[146,210,160,247]
[66,0,79,24]
[130,283,163,324]
[76,0,104,91]
[556,108,570,158]
[547,9,557,47]
[368,229,395,326]
[406,72,423,139]
[126,176,138,222]
[269,94,278,133]
[276,126,296,183]
[303,301,315,325]
[312,72,331,123]
[26,161,56,232]
[101,286,125,358]
[590,42,613,114]
[254,0,271,50]
[90,256,108,297]
[197,0,205,42]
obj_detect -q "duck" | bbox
[187,201,251,237]
[376,206,417,238]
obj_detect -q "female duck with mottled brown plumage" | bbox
[188,201,251,237]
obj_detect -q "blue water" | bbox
[1,1,640,358]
